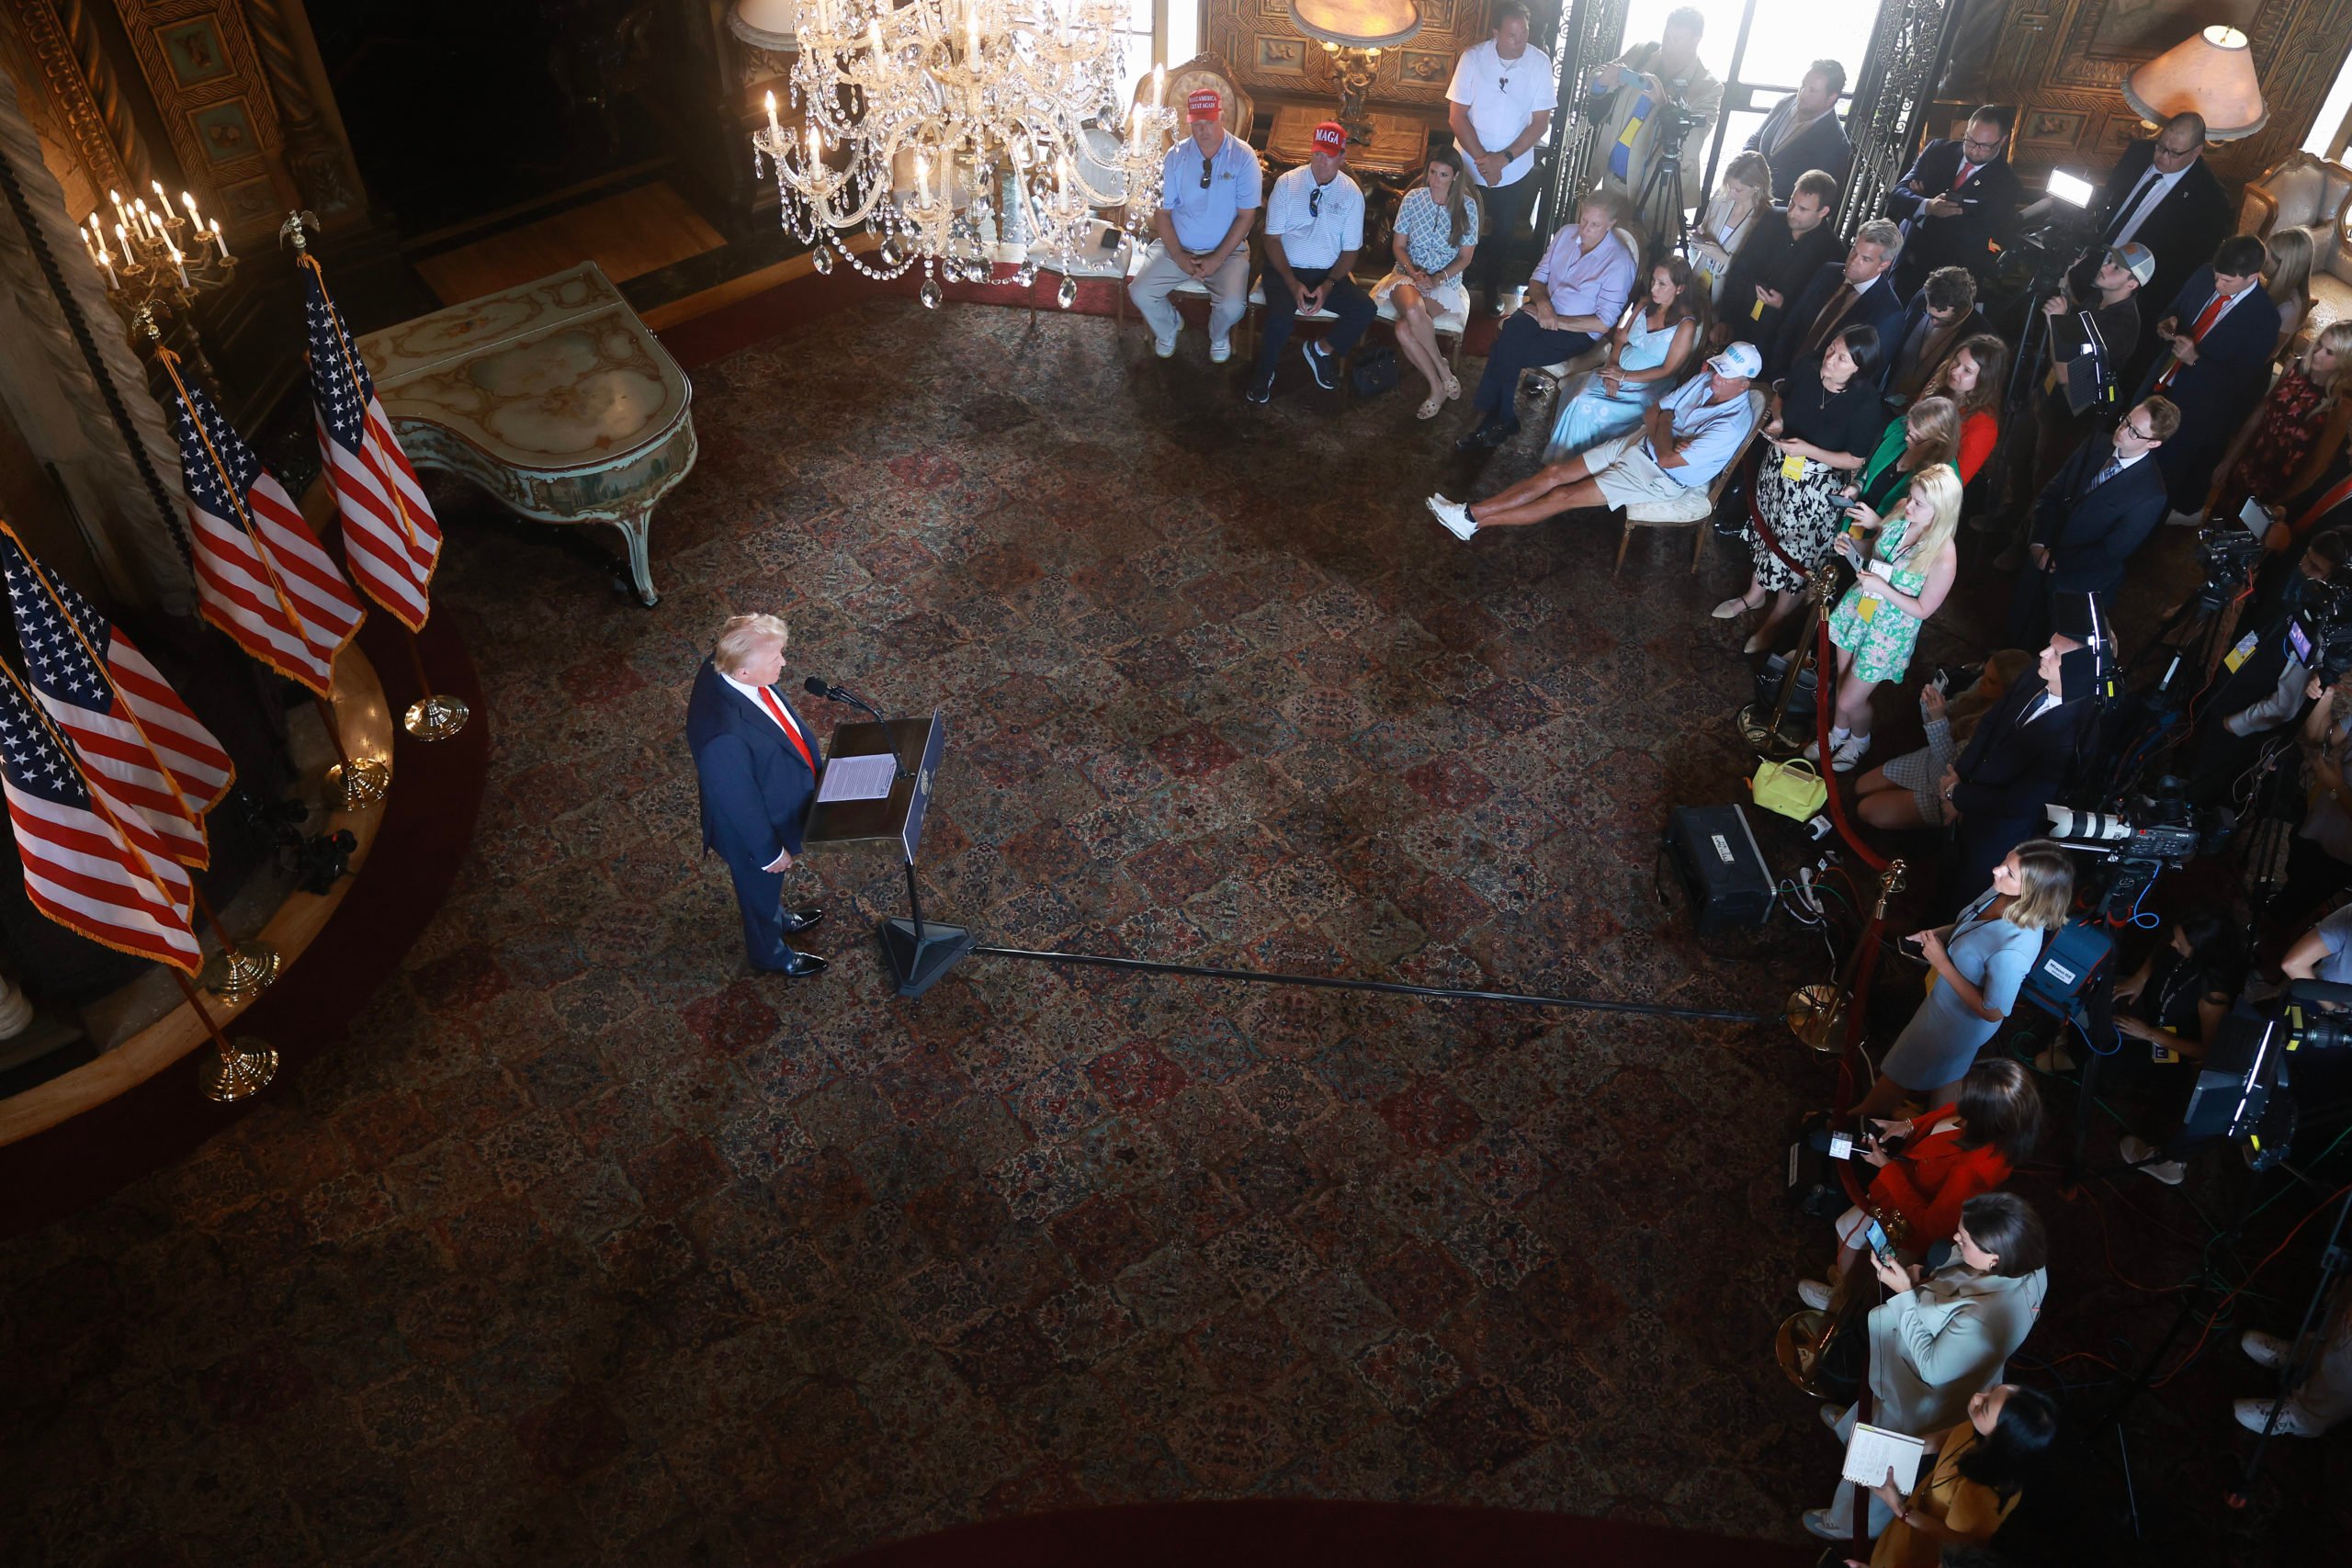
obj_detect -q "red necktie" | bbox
[756,686,816,772]
[1951,161,1975,191]
[2155,289,2232,389]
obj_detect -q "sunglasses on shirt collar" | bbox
[1200,153,1213,189]
[1309,185,1323,217]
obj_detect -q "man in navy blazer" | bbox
[1884,105,2024,295]
[1877,265,1988,406]
[2133,236,2281,516]
[2067,113,2232,376]
[1765,220,1906,382]
[1943,626,2105,894]
[687,614,828,977]
[2007,398,2177,649]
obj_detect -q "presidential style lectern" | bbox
[801,710,971,997]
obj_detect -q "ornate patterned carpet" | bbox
[0,296,2328,1565]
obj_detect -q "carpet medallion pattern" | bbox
[0,299,2303,1564]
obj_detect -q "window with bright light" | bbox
[1116,0,1200,104]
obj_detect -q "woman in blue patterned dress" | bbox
[1544,254,1707,460]
[1814,462,1964,772]
[1371,151,1479,420]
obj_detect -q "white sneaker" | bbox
[1801,1508,1845,1541]
[1819,1401,1849,1433]
[1830,731,1872,773]
[2165,508,2206,528]
[2119,1134,2186,1185]
[1798,1279,1833,1311]
[1426,494,1476,541]
[2242,1330,2290,1370]
[1154,333,1178,359]
[2235,1396,2322,1436]
[1208,335,1231,364]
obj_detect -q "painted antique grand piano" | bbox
[355,262,694,606]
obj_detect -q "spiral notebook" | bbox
[1842,1422,1927,1492]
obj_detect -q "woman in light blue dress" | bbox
[1544,254,1707,461]
[1849,841,2075,1122]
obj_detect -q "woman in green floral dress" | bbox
[1814,463,1964,772]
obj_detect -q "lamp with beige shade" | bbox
[2123,25,2269,141]
[1289,0,1422,147]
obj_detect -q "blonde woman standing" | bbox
[1813,462,1964,772]
[1372,150,1479,419]
[1848,841,2075,1122]
[2266,226,2316,355]
[1690,150,1771,303]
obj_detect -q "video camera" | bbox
[1991,170,2102,303]
[2180,982,2352,1168]
[2288,575,2352,684]
[2044,776,2234,915]
[2194,522,2269,615]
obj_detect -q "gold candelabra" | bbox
[81,182,237,378]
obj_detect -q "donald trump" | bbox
[686,614,827,976]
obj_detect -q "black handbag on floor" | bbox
[1349,345,1399,400]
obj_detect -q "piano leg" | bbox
[608,504,659,607]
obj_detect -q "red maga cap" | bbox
[1187,87,1222,121]
[1312,121,1348,153]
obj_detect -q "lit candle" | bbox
[915,151,931,206]
[113,220,130,262]
[1152,63,1165,107]
[966,3,978,62]
[868,17,883,57]
[166,240,189,288]
[107,188,128,232]
[806,125,821,173]
[209,219,231,262]
[182,190,201,230]
[765,90,781,140]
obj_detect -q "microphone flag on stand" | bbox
[162,352,365,698]
[0,661,202,972]
[0,523,232,868]
[300,254,440,631]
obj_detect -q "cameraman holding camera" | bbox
[2184,528,2351,805]
[1997,244,2150,547]
[1588,6,1721,243]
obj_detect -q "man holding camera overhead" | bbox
[1588,6,1721,243]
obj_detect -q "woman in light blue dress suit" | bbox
[1544,254,1708,461]
[1850,840,2075,1122]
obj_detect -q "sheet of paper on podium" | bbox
[816,752,897,804]
[1840,1422,1926,1492]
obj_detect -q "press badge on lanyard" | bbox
[1857,596,1880,624]
[1781,452,1807,480]
[2222,631,2259,672]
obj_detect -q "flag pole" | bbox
[188,885,279,1004]
[288,219,468,744]
[170,967,277,1103]
[146,321,388,810]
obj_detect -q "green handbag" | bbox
[1750,756,1828,821]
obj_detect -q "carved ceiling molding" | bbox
[108,0,285,229]
[2,0,135,209]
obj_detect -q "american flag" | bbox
[302,257,441,631]
[0,667,200,973]
[0,525,232,868]
[168,366,365,697]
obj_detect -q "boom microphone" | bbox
[802,676,888,724]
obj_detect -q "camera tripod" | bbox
[1632,123,1691,260]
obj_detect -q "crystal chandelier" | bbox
[752,0,1179,308]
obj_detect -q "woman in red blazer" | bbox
[1799,1058,2043,1310]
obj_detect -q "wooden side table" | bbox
[1264,104,1433,180]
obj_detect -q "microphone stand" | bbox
[807,682,914,779]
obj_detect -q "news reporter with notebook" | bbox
[687,613,829,978]
[1804,1192,2050,1542]
[1860,1382,2059,1566]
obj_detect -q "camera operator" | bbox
[2036,112,2231,376]
[1587,6,1721,242]
[1945,625,2109,895]
[2237,1281,2352,1438]
[2282,900,2352,987]
[2101,911,2248,1184]
[1998,244,2151,544]
[2183,527,2350,805]
[2277,675,2352,923]
[1804,1192,2051,1541]
[1884,106,2024,298]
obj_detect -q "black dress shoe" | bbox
[779,906,824,935]
[760,952,828,978]
[1245,371,1274,405]
[1453,418,1517,453]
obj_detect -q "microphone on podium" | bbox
[802,675,888,724]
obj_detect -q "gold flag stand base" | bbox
[1736,701,1802,754]
[323,756,390,809]
[198,941,280,1005]
[1788,982,1845,1055]
[1775,1307,1840,1396]
[196,1037,278,1102]
[402,694,469,742]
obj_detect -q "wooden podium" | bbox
[803,710,970,997]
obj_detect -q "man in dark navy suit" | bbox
[2052,112,2231,381]
[687,614,828,977]
[1764,220,1906,382]
[2007,397,2177,649]
[2134,235,2282,518]
[1883,105,2024,295]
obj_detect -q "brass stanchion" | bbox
[1788,858,1907,1054]
[315,694,390,808]
[190,887,279,1004]
[400,634,469,741]
[1736,557,1842,752]
[173,968,276,1102]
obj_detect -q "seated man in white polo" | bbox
[1129,87,1262,362]
[1426,341,1760,538]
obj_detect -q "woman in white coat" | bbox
[1804,1191,2049,1543]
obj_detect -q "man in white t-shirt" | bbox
[1446,0,1553,313]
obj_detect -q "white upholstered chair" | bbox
[1519,225,1645,407]
[1111,52,1253,336]
[2240,152,2352,350]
